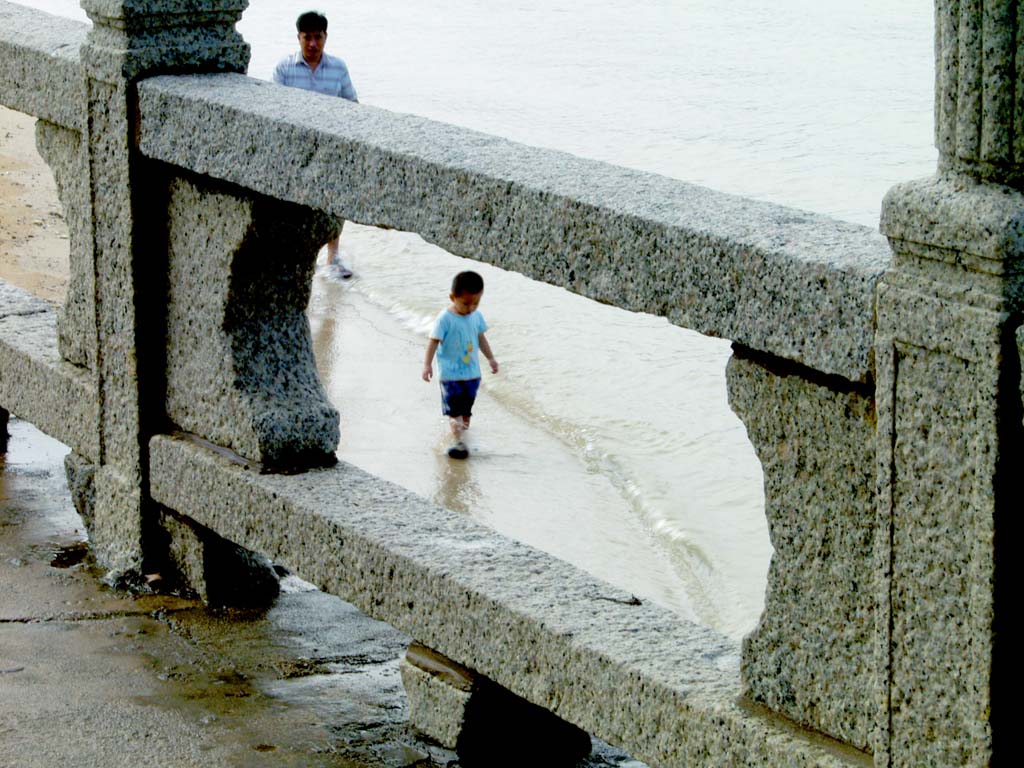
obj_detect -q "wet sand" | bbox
[0,106,69,302]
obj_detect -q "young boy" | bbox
[422,271,499,459]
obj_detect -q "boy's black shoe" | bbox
[447,441,469,460]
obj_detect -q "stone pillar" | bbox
[77,0,249,577]
[874,1,1021,764]
[934,0,1024,186]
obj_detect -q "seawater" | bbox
[23,0,936,638]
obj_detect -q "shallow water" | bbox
[21,0,936,638]
[312,226,765,636]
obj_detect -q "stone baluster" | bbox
[726,349,879,753]
[162,175,340,469]
[874,1,1021,764]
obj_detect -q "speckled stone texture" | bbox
[136,74,890,384]
[877,173,1023,767]
[935,0,1024,188]
[164,175,340,467]
[401,643,591,763]
[79,0,249,82]
[70,0,252,576]
[35,121,95,370]
[0,2,87,129]
[727,351,877,751]
[89,465,147,577]
[64,452,97,530]
[400,646,474,749]
[0,280,98,461]
[155,508,280,606]
[149,432,871,768]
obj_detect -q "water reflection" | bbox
[432,450,480,517]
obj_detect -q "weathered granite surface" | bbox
[80,0,249,81]
[0,280,98,461]
[876,174,1022,766]
[156,507,280,606]
[66,0,252,576]
[163,175,340,467]
[35,120,95,370]
[64,451,97,529]
[401,643,591,764]
[400,647,474,750]
[878,12,1023,760]
[136,73,889,384]
[727,351,877,751]
[935,0,1024,188]
[149,432,870,768]
[0,1,87,130]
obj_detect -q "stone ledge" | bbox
[0,1,88,130]
[0,280,98,461]
[149,432,871,768]
[137,73,890,384]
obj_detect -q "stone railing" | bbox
[0,1,1015,766]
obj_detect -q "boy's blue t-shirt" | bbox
[431,308,488,381]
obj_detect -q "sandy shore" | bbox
[0,105,69,302]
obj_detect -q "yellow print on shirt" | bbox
[462,341,474,364]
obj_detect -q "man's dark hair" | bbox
[296,11,328,33]
[451,271,484,296]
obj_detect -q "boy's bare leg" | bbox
[449,416,469,441]
[447,417,470,458]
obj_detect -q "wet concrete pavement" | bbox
[0,418,449,768]
[0,418,642,768]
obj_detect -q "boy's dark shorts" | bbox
[440,378,481,418]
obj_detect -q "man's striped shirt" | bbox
[272,52,358,101]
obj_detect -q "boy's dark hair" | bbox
[451,271,484,296]
[296,11,328,33]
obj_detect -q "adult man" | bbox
[273,11,357,278]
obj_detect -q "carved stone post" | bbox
[875,1,1021,764]
[77,0,249,576]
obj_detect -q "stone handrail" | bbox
[0,2,86,129]
[136,74,889,384]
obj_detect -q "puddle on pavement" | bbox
[49,540,89,568]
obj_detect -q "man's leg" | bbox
[325,233,353,278]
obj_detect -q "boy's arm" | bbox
[422,338,440,381]
[478,332,499,374]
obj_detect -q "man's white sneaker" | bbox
[326,262,353,280]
